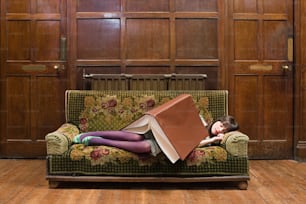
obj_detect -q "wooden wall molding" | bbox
[294,0,306,161]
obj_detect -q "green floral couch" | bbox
[45,90,249,189]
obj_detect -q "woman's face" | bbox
[211,121,226,135]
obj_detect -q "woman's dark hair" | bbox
[218,115,239,132]
[208,115,239,136]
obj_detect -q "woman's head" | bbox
[209,115,239,136]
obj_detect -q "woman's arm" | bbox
[198,133,224,147]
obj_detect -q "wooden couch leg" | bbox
[48,181,59,189]
[238,181,248,190]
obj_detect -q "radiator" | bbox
[83,74,130,90]
[168,74,207,90]
[83,73,207,90]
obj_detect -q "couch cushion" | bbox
[47,144,249,176]
[69,144,228,167]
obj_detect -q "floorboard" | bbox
[0,159,305,204]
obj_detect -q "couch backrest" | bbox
[65,90,228,132]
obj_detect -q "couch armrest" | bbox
[221,131,249,157]
[45,123,80,155]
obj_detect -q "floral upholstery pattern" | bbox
[77,93,213,132]
[57,123,80,142]
[186,146,227,166]
[69,143,227,167]
[70,144,164,166]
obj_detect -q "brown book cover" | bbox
[146,94,208,160]
[124,94,208,163]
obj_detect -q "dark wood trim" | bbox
[294,0,306,161]
[296,142,306,161]
[46,175,249,190]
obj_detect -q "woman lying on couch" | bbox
[73,115,239,156]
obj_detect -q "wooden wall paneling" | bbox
[234,20,258,60]
[77,19,121,59]
[295,0,306,161]
[69,0,123,89]
[228,0,294,159]
[6,0,29,13]
[77,0,121,12]
[125,18,170,60]
[71,0,223,90]
[124,2,172,72]
[6,76,31,140]
[126,0,169,12]
[233,75,259,142]
[35,76,66,140]
[300,72,306,158]
[263,21,288,60]
[175,0,217,12]
[7,21,31,60]
[0,0,67,158]
[35,21,61,60]
[261,75,292,158]
[174,0,222,89]
[262,76,292,141]
[262,0,287,13]
[0,0,2,146]
[175,19,218,59]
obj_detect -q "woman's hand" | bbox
[212,133,224,142]
[198,133,225,147]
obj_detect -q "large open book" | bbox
[123,94,208,163]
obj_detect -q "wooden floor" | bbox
[0,160,306,204]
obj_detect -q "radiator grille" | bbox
[168,74,206,90]
[129,74,168,90]
[83,74,207,90]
